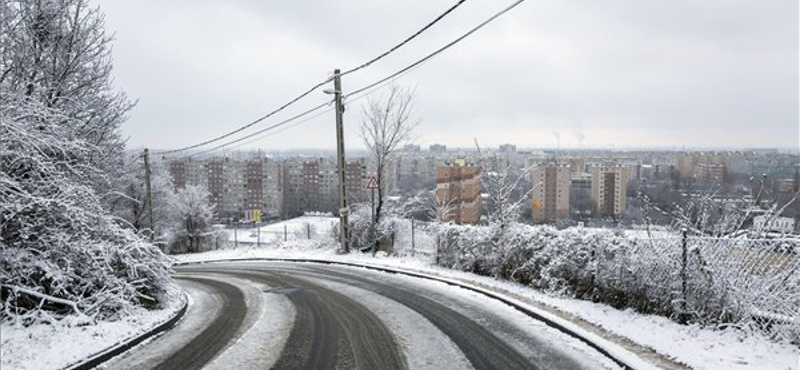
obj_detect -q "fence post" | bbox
[589,243,596,292]
[284,224,288,241]
[307,223,311,239]
[411,218,416,256]
[257,222,261,248]
[680,227,688,324]
[234,223,238,248]
[435,234,440,265]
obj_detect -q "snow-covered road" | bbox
[101,261,623,370]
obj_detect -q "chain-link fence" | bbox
[590,234,799,339]
[384,219,799,342]
[225,217,338,246]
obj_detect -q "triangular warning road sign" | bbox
[366,176,379,190]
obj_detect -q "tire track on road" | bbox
[234,265,537,370]
[220,269,408,370]
[151,276,246,370]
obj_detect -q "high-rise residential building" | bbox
[403,144,421,152]
[498,144,516,153]
[676,152,730,180]
[435,164,482,224]
[167,156,279,221]
[531,164,571,224]
[569,173,593,219]
[242,158,283,220]
[590,165,630,218]
[281,157,366,218]
[694,162,726,183]
[346,158,367,204]
[206,159,226,216]
[282,158,328,217]
[429,144,447,153]
[167,157,246,220]
[168,157,207,191]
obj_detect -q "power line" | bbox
[188,71,410,158]
[154,81,331,155]
[347,0,526,98]
[339,0,470,78]
[201,105,334,157]
[168,0,526,159]
[155,0,472,156]
[185,101,332,158]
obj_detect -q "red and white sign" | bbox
[366,176,379,190]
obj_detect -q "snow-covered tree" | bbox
[107,153,174,241]
[0,0,134,199]
[1,1,175,326]
[474,140,534,239]
[166,185,214,254]
[0,94,173,325]
[360,86,419,252]
[0,0,132,147]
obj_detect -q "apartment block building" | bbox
[590,165,630,218]
[694,162,726,183]
[169,158,208,190]
[676,152,731,180]
[242,158,283,220]
[168,156,282,221]
[435,164,482,224]
[531,164,571,224]
[429,144,447,153]
[282,157,367,218]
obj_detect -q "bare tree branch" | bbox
[360,85,419,252]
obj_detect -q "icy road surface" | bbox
[102,261,622,370]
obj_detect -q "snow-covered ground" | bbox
[176,219,800,370]
[4,216,797,370]
[1,286,186,370]
[225,216,338,245]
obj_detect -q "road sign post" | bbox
[366,175,379,222]
[366,176,380,222]
[366,176,380,254]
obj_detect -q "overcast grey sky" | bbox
[97,0,798,152]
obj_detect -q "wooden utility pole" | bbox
[333,69,350,252]
[143,148,155,242]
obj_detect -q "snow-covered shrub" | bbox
[346,204,399,253]
[432,219,800,341]
[164,185,215,254]
[0,96,173,325]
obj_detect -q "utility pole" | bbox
[332,69,350,252]
[143,148,155,242]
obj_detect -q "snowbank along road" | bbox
[100,261,623,370]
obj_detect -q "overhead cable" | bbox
[347,0,526,98]
[155,0,472,155]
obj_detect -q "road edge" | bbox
[176,257,657,370]
[61,292,189,370]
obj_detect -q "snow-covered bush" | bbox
[344,203,399,253]
[164,185,216,254]
[0,96,173,326]
[433,220,800,342]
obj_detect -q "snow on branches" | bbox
[432,221,800,342]
[0,94,173,326]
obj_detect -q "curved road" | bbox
[101,261,621,370]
